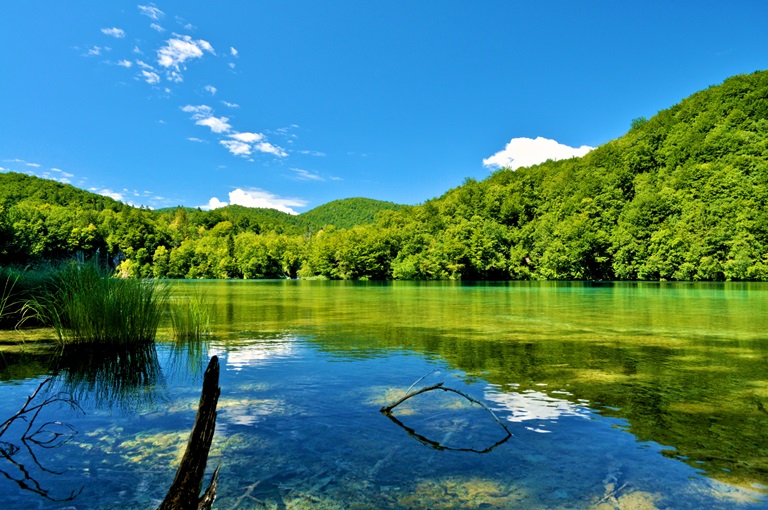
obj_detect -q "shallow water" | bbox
[1,280,767,508]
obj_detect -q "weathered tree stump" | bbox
[158,355,221,510]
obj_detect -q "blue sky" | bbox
[1,2,766,214]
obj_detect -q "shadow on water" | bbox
[53,342,167,413]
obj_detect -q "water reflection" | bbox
[383,412,512,453]
[484,385,592,433]
[184,279,768,490]
[3,280,768,507]
[0,378,83,502]
[209,334,299,371]
[53,342,166,412]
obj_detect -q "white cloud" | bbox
[187,137,205,143]
[201,196,228,210]
[220,139,251,156]
[196,39,214,54]
[228,62,236,69]
[233,188,306,214]
[275,125,299,138]
[94,188,124,201]
[204,84,217,95]
[88,46,102,56]
[117,59,133,68]
[221,100,239,108]
[298,150,326,157]
[181,104,212,118]
[482,136,593,170]
[230,47,238,56]
[101,27,126,38]
[4,159,40,168]
[136,60,154,70]
[290,168,324,182]
[133,45,143,54]
[141,70,161,84]
[202,188,307,215]
[196,116,231,133]
[254,141,287,158]
[180,102,287,159]
[229,132,263,143]
[138,4,164,20]
[150,23,165,32]
[157,35,214,72]
[175,16,195,31]
[51,168,74,178]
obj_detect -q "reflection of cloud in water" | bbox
[217,397,285,426]
[209,337,297,371]
[484,385,591,433]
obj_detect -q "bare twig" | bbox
[596,481,630,505]
[229,481,267,509]
[382,383,511,435]
[381,382,446,413]
[380,379,513,453]
[404,369,440,395]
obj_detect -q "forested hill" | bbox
[298,198,404,231]
[423,69,768,281]
[2,70,768,280]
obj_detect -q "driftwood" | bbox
[381,380,512,453]
[158,355,221,510]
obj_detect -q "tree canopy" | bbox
[2,70,768,281]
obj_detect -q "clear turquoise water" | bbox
[1,280,768,508]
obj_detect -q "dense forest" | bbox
[2,70,768,281]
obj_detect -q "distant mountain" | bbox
[3,70,768,280]
[0,172,124,211]
[298,198,404,231]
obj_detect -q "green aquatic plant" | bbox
[24,259,168,346]
[0,271,17,325]
[169,291,214,342]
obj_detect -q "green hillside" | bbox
[0,172,123,211]
[310,69,768,281]
[298,198,403,230]
[2,70,767,280]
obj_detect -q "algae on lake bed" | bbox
[1,281,768,509]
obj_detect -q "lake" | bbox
[1,280,768,508]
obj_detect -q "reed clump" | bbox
[169,291,214,342]
[25,259,168,346]
[0,270,17,326]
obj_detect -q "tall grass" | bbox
[169,291,214,342]
[25,259,168,346]
[1,264,68,329]
[0,271,17,325]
